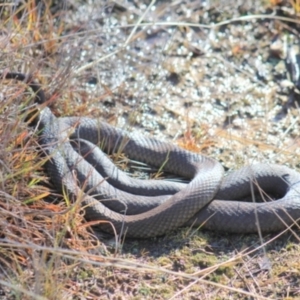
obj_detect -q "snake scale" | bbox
[3,72,300,238]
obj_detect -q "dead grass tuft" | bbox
[0,81,105,299]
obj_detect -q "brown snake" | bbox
[3,72,300,238]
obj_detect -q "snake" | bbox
[2,72,300,238]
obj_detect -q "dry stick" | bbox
[123,0,156,47]
[250,179,267,260]
[20,13,300,53]
[117,14,300,30]
[74,48,120,75]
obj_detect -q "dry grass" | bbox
[0,0,300,299]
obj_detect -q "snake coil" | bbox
[2,72,300,238]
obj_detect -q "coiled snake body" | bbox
[4,72,300,238]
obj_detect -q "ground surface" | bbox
[0,0,300,299]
